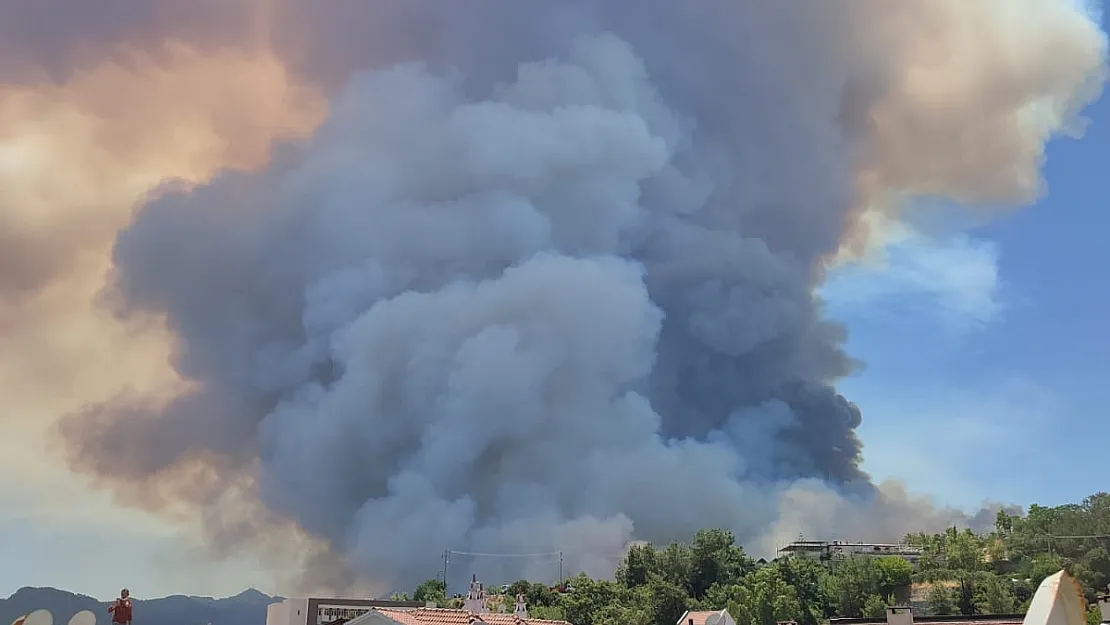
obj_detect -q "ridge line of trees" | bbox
[395,492,1110,625]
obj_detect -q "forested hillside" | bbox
[400,493,1110,625]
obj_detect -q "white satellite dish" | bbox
[23,609,53,625]
[1022,570,1088,625]
[68,610,96,625]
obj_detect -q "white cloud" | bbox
[823,224,1003,330]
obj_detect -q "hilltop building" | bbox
[777,540,923,564]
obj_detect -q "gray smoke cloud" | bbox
[48,0,1107,592]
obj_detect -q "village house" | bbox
[340,576,573,625]
[676,609,737,625]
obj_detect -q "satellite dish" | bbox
[1022,570,1087,625]
[705,613,722,625]
[23,609,53,625]
[12,614,27,625]
[68,611,96,625]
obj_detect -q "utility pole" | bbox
[443,550,451,599]
[558,552,563,584]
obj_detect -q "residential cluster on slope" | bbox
[265,576,570,625]
[265,571,1110,625]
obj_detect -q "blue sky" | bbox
[826,87,1110,511]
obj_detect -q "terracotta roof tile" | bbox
[680,610,727,625]
[374,608,571,625]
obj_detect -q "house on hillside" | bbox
[347,607,572,625]
[343,577,574,625]
[777,541,923,566]
[676,609,737,625]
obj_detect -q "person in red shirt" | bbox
[108,589,133,625]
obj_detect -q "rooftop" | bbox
[370,607,572,625]
[830,614,1025,625]
[678,610,730,625]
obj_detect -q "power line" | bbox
[444,548,629,587]
[447,550,563,558]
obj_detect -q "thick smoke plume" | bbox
[9,0,1100,592]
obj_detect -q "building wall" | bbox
[268,599,310,625]
[779,542,922,564]
[267,598,423,625]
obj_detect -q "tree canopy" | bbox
[405,492,1110,625]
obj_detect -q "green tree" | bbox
[776,556,832,625]
[506,580,531,597]
[1086,604,1103,625]
[413,579,447,605]
[955,572,979,615]
[561,574,625,625]
[531,605,569,622]
[689,529,755,599]
[725,567,803,625]
[972,575,1016,614]
[905,533,946,572]
[659,543,695,592]
[618,543,662,588]
[647,576,689,625]
[826,557,881,618]
[926,584,955,616]
[875,557,914,601]
[946,528,986,572]
[526,582,560,608]
[862,595,887,619]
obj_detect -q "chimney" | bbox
[463,574,488,613]
[1097,594,1108,623]
[885,606,913,625]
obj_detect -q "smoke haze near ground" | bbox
[0,0,1104,594]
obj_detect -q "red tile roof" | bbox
[375,608,572,625]
[678,610,729,625]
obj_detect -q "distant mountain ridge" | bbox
[1,587,282,625]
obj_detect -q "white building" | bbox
[266,597,426,625]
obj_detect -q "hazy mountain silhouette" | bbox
[1,587,282,625]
